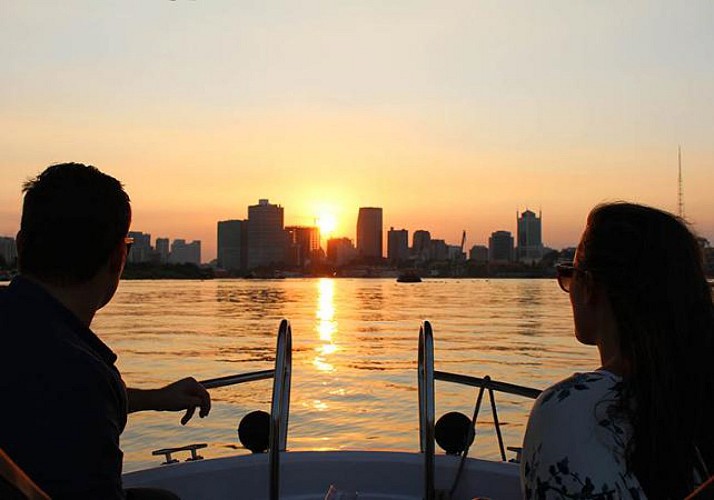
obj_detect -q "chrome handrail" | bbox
[435,372,541,462]
[269,319,292,500]
[418,321,541,498]
[197,319,292,500]
[200,369,274,389]
[433,371,541,400]
[418,320,436,500]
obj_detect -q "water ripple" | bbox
[94,278,597,472]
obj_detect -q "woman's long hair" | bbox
[579,202,714,498]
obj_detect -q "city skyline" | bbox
[98,206,545,266]
[0,194,711,264]
[1,204,541,267]
[0,199,711,270]
[1,2,713,261]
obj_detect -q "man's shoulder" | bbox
[1,294,121,397]
[1,286,70,353]
[0,283,15,309]
[0,285,8,311]
[0,278,51,325]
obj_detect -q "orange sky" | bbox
[1,2,713,262]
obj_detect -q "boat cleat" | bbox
[151,443,207,465]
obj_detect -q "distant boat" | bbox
[397,272,422,283]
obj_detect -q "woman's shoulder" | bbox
[521,371,645,499]
[525,370,628,441]
[534,370,622,413]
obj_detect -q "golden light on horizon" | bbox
[316,211,338,239]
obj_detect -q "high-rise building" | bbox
[387,227,409,264]
[469,245,489,263]
[127,231,152,263]
[430,239,449,261]
[247,199,286,269]
[447,245,465,262]
[517,209,544,263]
[0,236,17,266]
[489,231,514,263]
[356,207,383,259]
[326,237,357,266]
[412,230,431,261]
[169,239,201,265]
[285,226,321,267]
[217,220,247,272]
[155,238,170,264]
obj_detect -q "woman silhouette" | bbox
[521,202,714,499]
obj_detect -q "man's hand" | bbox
[127,377,211,425]
[157,377,212,425]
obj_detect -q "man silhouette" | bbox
[0,163,211,499]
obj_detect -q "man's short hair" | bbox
[19,163,131,285]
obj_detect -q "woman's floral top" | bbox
[520,370,647,499]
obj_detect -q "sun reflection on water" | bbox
[313,278,337,373]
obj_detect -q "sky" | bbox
[1,1,713,262]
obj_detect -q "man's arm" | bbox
[127,377,211,425]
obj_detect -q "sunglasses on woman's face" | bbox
[555,262,584,293]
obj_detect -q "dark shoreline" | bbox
[119,262,561,280]
[3,264,712,282]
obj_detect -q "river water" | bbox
[90,278,599,472]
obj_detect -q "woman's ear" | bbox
[582,271,609,306]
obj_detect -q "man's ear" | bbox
[108,242,125,274]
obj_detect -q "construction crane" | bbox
[449,230,468,263]
[678,145,685,218]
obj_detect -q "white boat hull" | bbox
[123,450,521,499]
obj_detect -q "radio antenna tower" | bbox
[678,145,685,218]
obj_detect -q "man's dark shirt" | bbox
[0,276,128,499]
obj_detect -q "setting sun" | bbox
[316,212,337,238]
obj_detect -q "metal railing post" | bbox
[418,321,435,500]
[420,323,541,498]
[269,319,292,500]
